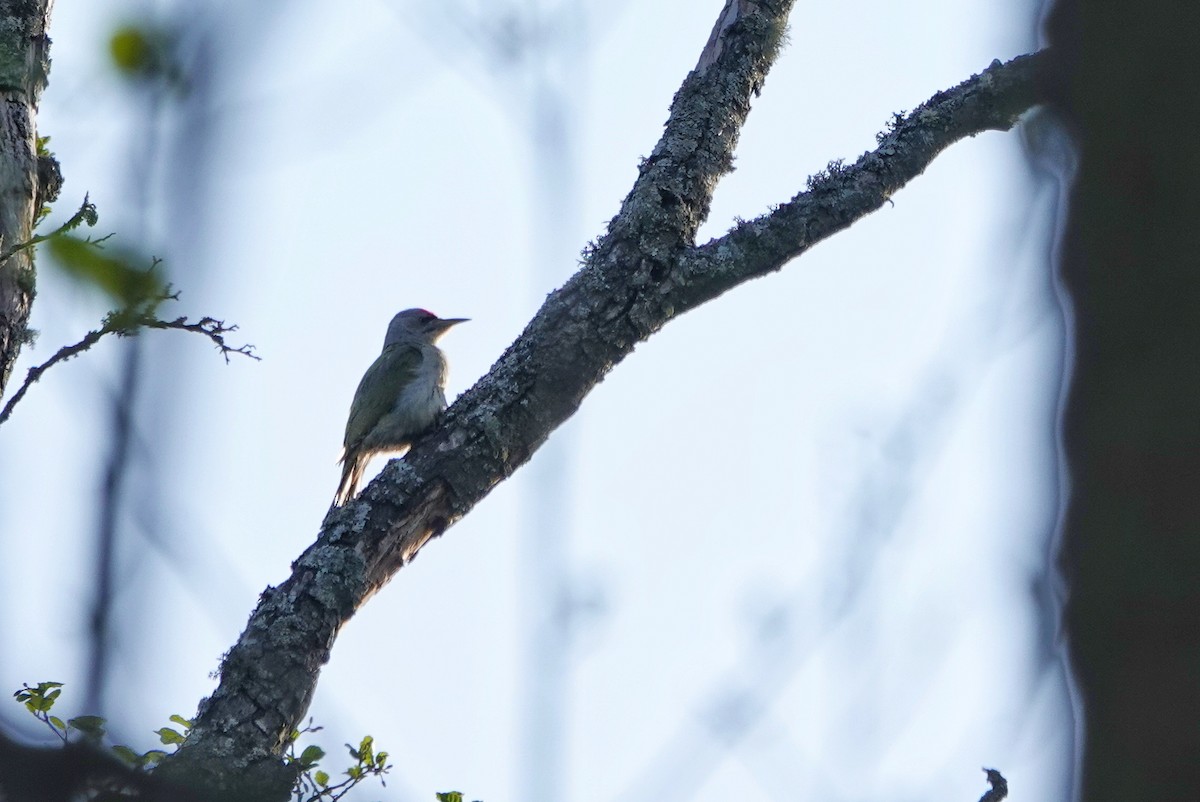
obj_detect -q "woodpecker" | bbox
[334,308,467,506]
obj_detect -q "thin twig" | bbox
[0,302,257,426]
[0,195,99,262]
[138,316,259,363]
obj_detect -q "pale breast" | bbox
[384,345,448,440]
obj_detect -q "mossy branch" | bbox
[0,194,97,262]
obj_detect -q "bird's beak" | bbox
[436,317,469,331]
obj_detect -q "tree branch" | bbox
[0,299,257,426]
[0,194,97,263]
[682,51,1048,301]
[162,1,1051,790]
[0,728,203,802]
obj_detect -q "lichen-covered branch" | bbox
[0,0,54,395]
[679,51,1049,307]
[162,3,1050,794]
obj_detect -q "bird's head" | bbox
[383,308,469,347]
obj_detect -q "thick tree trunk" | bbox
[1046,1,1200,800]
[0,0,54,395]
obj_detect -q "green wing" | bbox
[343,344,422,449]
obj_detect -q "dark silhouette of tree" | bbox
[1045,1,1200,800]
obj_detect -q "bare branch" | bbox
[137,315,259,364]
[162,1,1050,788]
[0,295,257,426]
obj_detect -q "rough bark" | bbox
[160,1,1050,793]
[1046,1,1200,800]
[0,0,54,395]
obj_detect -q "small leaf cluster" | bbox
[14,683,394,801]
[12,681,190,770]
[436,793,482,802]
[287,724,393,802]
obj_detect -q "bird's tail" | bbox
[334,451,366,506]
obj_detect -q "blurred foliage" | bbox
[109,25,154,73]
[109,23,185,89]
[47,234,165,309]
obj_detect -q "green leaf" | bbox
[169,714,193,730]
[357,734,374,762]
[111,745,139,765]
[68,715,104,727]
[436,793,465,802]
[68,716,107,740]
[299,745,325,767]
[314,771,329,787]
[155,727,185,745]
[48,716,65,731]
[47,235,163,307]
[140,750,168,768]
